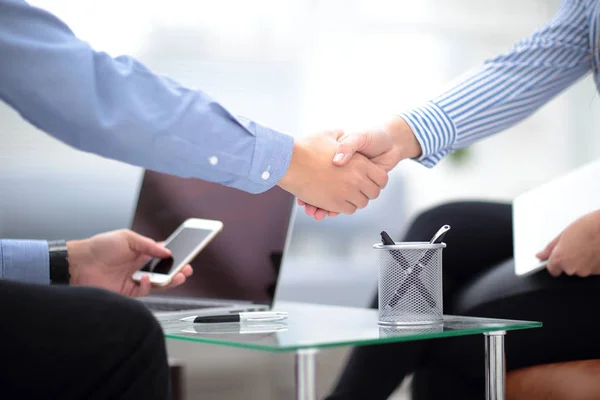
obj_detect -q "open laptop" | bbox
[513,159,600,276]
[131,170,296,321]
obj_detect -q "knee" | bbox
[110,293,163,345]
[75,287,164,347]
[121,296,163,342]
[413,202,462,227]
[405,201,508,241]
[404,202,466,240]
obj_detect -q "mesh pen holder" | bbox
[374,242,445,326]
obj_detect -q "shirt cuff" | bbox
[0,240,50,285]
[399,101,457,167]
[232,117,294,194]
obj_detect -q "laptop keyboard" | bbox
[144,302,220,312]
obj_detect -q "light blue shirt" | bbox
[0,0,294,284]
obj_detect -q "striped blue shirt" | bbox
[400,0,599,167]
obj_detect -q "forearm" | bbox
[0,0,293,194]
[393,0,591,167]
[0,240,49,284]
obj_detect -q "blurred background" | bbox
[2,0,600,398]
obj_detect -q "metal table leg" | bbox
[295,348,318,400]
[484,331,506,400]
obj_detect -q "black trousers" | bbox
[326,201,600,400]
[0,280,170,400]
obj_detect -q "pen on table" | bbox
[180,311,288,324]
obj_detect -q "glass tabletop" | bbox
[161,301,541,353]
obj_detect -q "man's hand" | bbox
[278,130,388,215]
[331,115,418,171]
[67,229,193,297]
[536,210,600,277]
[298,116,421,220]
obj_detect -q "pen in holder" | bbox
[374,242,445,325]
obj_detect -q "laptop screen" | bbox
[131,170,295,305]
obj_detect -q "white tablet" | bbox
[513,159,600,276]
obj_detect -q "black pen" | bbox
[380,231,396,246]
[180,311,288,323]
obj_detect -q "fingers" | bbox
[352,161,386,208]
[133,275,152,297]
[168,273,186,288]
[366,163,389,190]
[297,199,319,217]
[348,155,387,204]
[545,241,565,277]
[307,207,338,220]
[539,236,563,277]
[142,266,192,295]
[339,201,358,215]
[300,164,385,217]
[313,209,328,220]
[299,197,339,220]
[336,167,383,214]
[304,204,318,217]
[332,131,389,213]
[297,129,390,217]
[536,235,560,260]
[160,266,192,289]
[181,264,193,277]
[347,191,370,211]
[360,179,383,201]
[299,199,340,220]
[126,231,171,258]
[310,208,339,220]
[546,255,562,277]
[333,133,369,166]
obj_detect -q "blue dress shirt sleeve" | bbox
[0,240,49,284]
[400,0,592,167]
[0,0,293,193]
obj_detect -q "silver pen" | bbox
[180,311,288,323]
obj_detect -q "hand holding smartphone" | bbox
[132,218,223,286]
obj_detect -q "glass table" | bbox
[161,301,541,400]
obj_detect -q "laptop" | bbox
[131,170,296,321]
[513,159,600,276]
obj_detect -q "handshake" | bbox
[277,116,422,220]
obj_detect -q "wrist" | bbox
[66,239,90,285]
[384,115,422,160]
[277,140,308,193]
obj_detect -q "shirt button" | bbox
[208,156,218,166]
[261,171,270,180]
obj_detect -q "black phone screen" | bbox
[141,227,213,275]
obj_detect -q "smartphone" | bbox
[132,218,223,286]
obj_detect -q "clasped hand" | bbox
[291,116,416,220]
[278,130,391,215]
